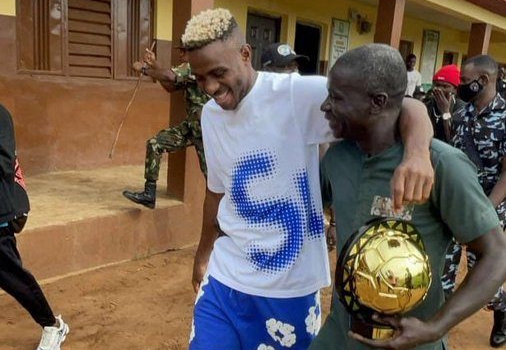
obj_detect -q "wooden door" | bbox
[246,13,280,70]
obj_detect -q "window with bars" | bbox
[17,0,154,79]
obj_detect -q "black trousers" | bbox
[0,226,55,327]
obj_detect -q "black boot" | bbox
[123,181,156,209]
[490,310,506,347]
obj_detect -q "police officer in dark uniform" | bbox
[452,55,506,348]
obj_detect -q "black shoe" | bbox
[490,310,506,348]
[123,181,156,209]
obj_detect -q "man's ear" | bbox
[240,44,252,62]
[479,74,490,86]
[370,93,388,114]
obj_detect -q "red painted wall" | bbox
[0,15,175,176]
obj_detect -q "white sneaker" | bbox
[36,315,69,350]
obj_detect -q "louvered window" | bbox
[68,0,112,78]
[17,0,154,79]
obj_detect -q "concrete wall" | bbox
[400,17,469,79]
[2,0,504,177]
[214,0,375,70]
[0,0,15,16]
[414,0,506,31]
[156,0,173,41]
[0,1,177,176]
[490,42,506,65]
[216,0,506,75]
[0,0,208,280]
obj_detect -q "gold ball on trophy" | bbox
[352,227,432,314]
[337,219,432,318]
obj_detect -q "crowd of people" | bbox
[3,6,506,350]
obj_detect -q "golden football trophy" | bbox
[336,218,432,339]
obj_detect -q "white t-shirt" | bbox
[201,72,334,298]
[406,69,422,96]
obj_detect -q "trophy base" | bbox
[351,318,394,340]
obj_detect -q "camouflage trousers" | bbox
[144,118,206,182]
[441,238,506,311]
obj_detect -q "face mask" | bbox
[457,79,483,102]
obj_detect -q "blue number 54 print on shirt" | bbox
[230,150,324,274]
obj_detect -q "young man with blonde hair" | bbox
[181,8,434,349]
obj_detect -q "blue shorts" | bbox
[189,275,321,350]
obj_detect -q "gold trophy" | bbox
[336,218,432,339]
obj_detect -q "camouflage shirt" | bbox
[452,93,506,225]
[171,62,210,119]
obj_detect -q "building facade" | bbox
[0,0,504,280]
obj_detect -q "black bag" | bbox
[11,157,30,233]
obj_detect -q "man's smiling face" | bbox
[187,39,253,111]
[320,66,371,141]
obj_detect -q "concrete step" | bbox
[15,165,204,280]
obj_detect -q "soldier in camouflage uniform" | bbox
[123,50,210,209]
[450,55,506,348]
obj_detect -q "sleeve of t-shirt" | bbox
[201,104,225,194]
[416,72,422,86]
[431,149,501,243]
[320,154,333,209]
[290,74,336,145]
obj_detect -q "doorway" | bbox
[246,12,281,70]
[399,40,414,62]
[443,51,459,66]
[294,22,321,75]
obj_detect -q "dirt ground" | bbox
[0,246,496,350]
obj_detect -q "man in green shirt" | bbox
[310,43,506,350]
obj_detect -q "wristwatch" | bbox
[442,112,452,121]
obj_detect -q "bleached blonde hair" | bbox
[181,8,238,50]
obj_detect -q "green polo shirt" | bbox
[310,139,500,350]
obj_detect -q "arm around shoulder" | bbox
[291,74,334,145]
[391,98,433,210]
